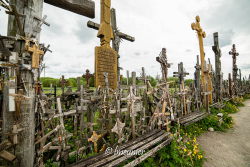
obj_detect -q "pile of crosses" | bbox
[0,0,250,167]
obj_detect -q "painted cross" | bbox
[88,131,102,153]
[191,16,207,94]
[87,7,135,86]
[156,48,172,82]
[25,41,44,69]
[229,44,239,95]
[212,32,222,102]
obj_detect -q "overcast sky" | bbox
[0,0,250,79]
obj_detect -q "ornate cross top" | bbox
[191,16,206,39]
[229,44,239,84]
[191,16,206,91]
[156,48,171,82]
[229,44,239,58]
[97,0,113,46]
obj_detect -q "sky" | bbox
[0,0,250,80]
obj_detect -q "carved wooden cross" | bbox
[156,48,171,82]
[173,62,189,115]
[229,44,239,95]
[25,42,44,69]
[212,32,222,102]
[191,16,207,93]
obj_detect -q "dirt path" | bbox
[198,100,250,167]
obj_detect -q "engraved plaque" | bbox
[95,46,117,89]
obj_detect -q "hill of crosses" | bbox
[0,0,249,167]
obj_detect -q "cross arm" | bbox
[44,0,95,18]
[87,21,135,42]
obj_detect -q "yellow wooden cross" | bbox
[191,16,213,104]
[88,131,102,153]
[25,42,44,69]
[97,0,114,46]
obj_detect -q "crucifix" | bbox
[87,6,135,88]
[229,44,239,95]
[173,62,189,116]
[156,48,172,83]
[82,69,93,88]
[212,32,222,102]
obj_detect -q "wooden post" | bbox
[2,1,44,166]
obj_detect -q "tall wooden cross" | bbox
[229,44,239,95]
[87,6,135,88]
[191,16,206,89]
[156,48,171,82]
[212,32,222,102]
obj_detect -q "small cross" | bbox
[82,69,93,87]
[25,42,44,69]
[88,131,102,153]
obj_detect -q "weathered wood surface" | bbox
[70,130,162,167]
[44,0,95,18]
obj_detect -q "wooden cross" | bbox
[25,42,44,69]
[88,131,102,153]
[173,62,189,115]
[156,48,171,82]
[9,89,31,119]
[191,16,207,93]
[59,75,68,94]
[229,44,239,95]
[87,7,135,83]
[87,8,135,50]
[111,118,125,143]
[137,67,150,84]
[212,32,222,102]
[82,69,93,88]
[126,86,141,138]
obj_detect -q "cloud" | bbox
[73,19,95,43]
